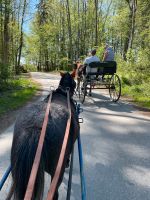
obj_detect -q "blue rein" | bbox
[0,165,11,191]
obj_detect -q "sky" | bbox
[23,0,39,33]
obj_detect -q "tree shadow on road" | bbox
[79,118,150,200]
[75,90,150,199]
[81,91,150,116]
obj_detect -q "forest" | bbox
[0,0,150,108]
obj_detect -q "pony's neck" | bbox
[56,86,72,98]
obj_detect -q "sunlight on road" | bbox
[123,165,150,188]
[0,125,13,200]
[0,125,13,162]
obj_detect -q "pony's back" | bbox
[9,91,78,200]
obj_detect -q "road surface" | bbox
[0,72,150,200]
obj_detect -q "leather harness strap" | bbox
[24,91,53,200]
[46,89,72,200]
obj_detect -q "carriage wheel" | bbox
[109,74,121,102]
[79,80,87,104]
[77,77,83,99]
[76,77,81,97]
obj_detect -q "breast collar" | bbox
[55,86,73,99]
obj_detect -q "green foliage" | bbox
[121,76,132,86]
[0,63,10,80]
[122,83,150,108]
[24,64,37,72]
[126,49,136,67]
[118,53,150,108]
[0,63,15,90]
[79,55,86,63]
[96,46,105,60]
[59,57,72,71]
[137,48,150,70]
[0,78,38,116]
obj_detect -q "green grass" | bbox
[121,82,150,109]
[116,56,150,109]
[134,97,150,108]
[0,78,38,116]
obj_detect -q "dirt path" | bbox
[0,72,150,200]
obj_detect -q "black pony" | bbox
[7,72,79,200]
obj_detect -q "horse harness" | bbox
[24,88,73,200]
[0,86,86,200]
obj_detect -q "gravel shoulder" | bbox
[121,96,150,117]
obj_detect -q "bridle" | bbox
[57,85,75,97]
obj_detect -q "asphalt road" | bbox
[0,72,150,200]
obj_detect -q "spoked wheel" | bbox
[79,80,87,104]
[109,74,121,102]
[76,77,81,97]
[77,76,83,99]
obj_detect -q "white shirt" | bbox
[84,55,100,65]
[84,55,100,74]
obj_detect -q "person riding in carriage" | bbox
[84,49,100,73]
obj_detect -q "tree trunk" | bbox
[3,0,10,65]
[128,0,137,49]
[123,0,137,60]
[94,0,98,46]
[66,0,72,60]
[0,0,4,62]
[77,0,80,58]
[17,0,27,74]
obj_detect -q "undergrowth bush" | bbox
[59,57,72,71]
[116,50,150,108]
[24,64,37,72]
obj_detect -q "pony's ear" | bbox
[71,69,76,78]
[60,71,64,77]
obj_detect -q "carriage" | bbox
[76,61,121,103]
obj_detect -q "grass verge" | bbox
[0,78,39,116]
[121,84,150,109]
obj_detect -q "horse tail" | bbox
[10,129,45,200]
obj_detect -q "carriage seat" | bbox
[87,61,117,76]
